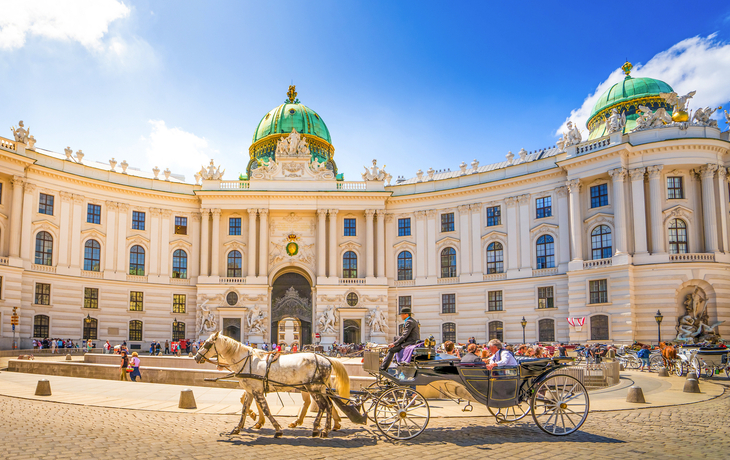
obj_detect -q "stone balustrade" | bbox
[583,258,612,269]
[126,274,148,282]
[437,277,459,285]
[31,264,56,273]
[483,273,507,281]
[533,267,558,277]
[669,253,716,262]
[339,278,366,285]
[220,277,245,284]
[81,270,103,279]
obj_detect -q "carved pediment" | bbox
[170,238,193,248]
[32,219,60,231]
[530,222,559,234]
[392,240,416,250]
[223,240,246,251]
[436,236,460,246]
[583,212,613,231]
[663,205,693,223]
[127,234,150,244]
[339,241,362,251]
[80,227,106,239]
[481,231,507,242]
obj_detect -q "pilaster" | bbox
[699,164,719,252]
[415,211,427,283]
[247,208,257,279]
[376,209,386,280]
[469,203,483,281]
[426,209,437,280]
[68,193,83,273]
[57,192,73,271]
[608,167,629,264]
[555,186,570,272]
[102,201,117,278]
[629,167,648,256]
[517,194,531,273]
[8,176,24,263]
[317,209,327,280]
[209,209,220,279]
[505,197,520,278]
[717,167,729,253]
[647,165,666,256]
[19,182,36,266]
[115,203,128,277]
[258,209,269,280]
[149,208,160,276]
[328,209,338,279]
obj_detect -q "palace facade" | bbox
[1,69,729,350]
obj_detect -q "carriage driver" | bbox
[485,339,517,370]
[379,307,420,371]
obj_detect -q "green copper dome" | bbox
[252,103,331,144]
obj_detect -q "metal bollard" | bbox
[179,389,197,409]
[683,377,701,394]
[657,367,669,377]
[626,385,646,403]
[35,379,52,396]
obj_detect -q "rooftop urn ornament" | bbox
[152,166,160,179]
[120,160,128,174]
[10,120,29,143]
[621,61,633,77]
[164,168,171,181]
[26,135,36,151]
[194,172,201,185]
[459,161,467,174]
[660,90,697,123]
[109,158,117,170]
[416,169,424,182]
[75,150,84,163]
[427,167,435,180]
[471,159,479,172]
[505,151,514,164]
[518,148,527,161]
[64,147,73,161]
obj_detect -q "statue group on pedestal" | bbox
[317,305,337,334]
[247,304,267,335]
[367,305,386,333]
[675,287,724,343]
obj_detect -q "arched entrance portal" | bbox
[271,272,312,345]
[343,319,361,344]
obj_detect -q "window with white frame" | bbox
[488,291,503,311]
[589,279,608,304]
[538,318,555,342]
[590,315,609,341]
[442,322,456,342]
[537,287,554,309]
[442,294,456,314]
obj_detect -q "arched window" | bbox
[173,321,185,341]
[83,317,98,340]
[536,235,555,269]
[591,225,612,260]
[33,315,49,338]
[172,249,188,279]
[590,315,609,341]
[343,251,358,278]
[227,250,242,278]
[440,247,457,278]
[129,245,145,276]
[488,321,503,341]
[486,242,504,274]
[129,320,143,341]
[34,231,53,266]
[397,251,412,280]
[668,219,688,254]
[442,322,456,343]
[538,318,555,342]
[83,239,101,272]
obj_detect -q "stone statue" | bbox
[632,105,673,131]
[692,106,720,128]
[198,160,225,180]
[247,305,267,334]
[367,305,386,333]
[724,109,730,128]
[10,121,29,143]
[675,287,724,343]
[606,108,626,134]
[557,121,582,150]
[362,159,392,184]
[318,305,337,334]
[250,156,279,180]
[197,299,218,337]
[275,129,310,157]
[660,90,696,114]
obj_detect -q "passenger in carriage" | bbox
[485,339,518,370]
[460,343,482,363]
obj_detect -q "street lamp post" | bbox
[654,310,663,344]
[521,316,527,344]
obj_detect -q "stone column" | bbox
[717,167,729,253]
[689,171,702,252]
[149,208,160,275]
[608,168,628,255]
[317,209,327,278]
[470,203,483,275]
[210,209,220,277]
[328,209,338,278]
[457,205,471,275]
[384,213,395,280]
[103,201,117,272]
[630,168,648,255]
[647,165,665,254]
[426,210,437,278]
[191,212,201,278]
[700,164,719,252]
[9,176,24,259]
[199,209,210,277]
[556,186,570,268]
[58,192,73,268]
[566,180,583,261]
[258,209,268,278]
[159,210,172,277]
[115,204,128,274]
[69,195,84,271]
[415,211,427,281]
[364,210,375,279]
[376,209,385,278]
[505,197,519,276]
[247,209,257,277]
[19,182,36,263]
[518,194,531,270]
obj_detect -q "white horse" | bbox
[194,332,349,438]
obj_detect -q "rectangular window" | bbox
[536,196,552,218]
[229,217,241,236]
[442,323,456,343]
[132,211,145,230]
[589,279,608,304]
[667,177,684,199]
[39,193,54,215]
[172,294,186,314]
[129,291,144,311]
[35,283,51,305]
[34,315,49,338]
[538,286,554,309]
[398,218,411,236]
[344,218,356,236]
[173,321,185,341]
[442,294,456,314]
[129,321,143,341]
[590,184,609,208]
[87,203,101,224]
[488,290,503,311]
[398,296,411,314]
[84,287,99,309]
[174,216,188,235]
[486,206,501,226]
[441,212,455,232]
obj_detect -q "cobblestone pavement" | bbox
[1,384,727,460]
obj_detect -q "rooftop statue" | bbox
[605,108,626,134]
[10,120,29,143]
[632,105,672,132]
[692,106,721,128]
[660,90,697,123]
[725,109,730,128]
[276,129,310,157]
[557,121,582,150]
[199,160,225,180]
[250,156,279,180]
[362,159,392,184]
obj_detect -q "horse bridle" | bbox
[196,339,252,374]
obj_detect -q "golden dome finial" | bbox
[286,85,298,103]
[622,61,633,77]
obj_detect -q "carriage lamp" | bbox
[521,317,527,344]
[85,313,91,324]
[655,310,663,344]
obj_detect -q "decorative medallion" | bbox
[285,233,299,256]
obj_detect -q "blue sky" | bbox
[2,1,730,182]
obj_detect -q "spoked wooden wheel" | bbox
[374,387,430,440]
[531,374,589,436]
[487,401,531,423]
[674,360,686,377]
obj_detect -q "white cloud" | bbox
[0,0,130,51]
[557,34,730,136]
[143,120,218,182]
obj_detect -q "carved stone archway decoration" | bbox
[271,287,312,325]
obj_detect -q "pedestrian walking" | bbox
[129,352,142,382]
[637,344,651,372]
[120,351,130,381]
[164,340,170,355]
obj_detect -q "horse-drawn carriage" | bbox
[677,346,730,379]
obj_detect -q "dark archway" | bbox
[271,272,312,345]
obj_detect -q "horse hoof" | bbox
[288,422,298,428]
[253,424,263,430]
[319,431,329,438]
[274,432,283,438]
[230,429,240,435]
[332,424,341,431]
[311,431,320,438]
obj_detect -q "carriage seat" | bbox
[411,347,438,360]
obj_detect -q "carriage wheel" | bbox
[704,367,714,379]
[724,366,730,379]
[362,380,394,422]
[674,360,685,377]
[531,374,589,436]
[649,355,663,371]
[374,387,430,440]
[487,401,531,423]
[690,358,702,379]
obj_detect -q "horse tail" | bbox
[330,358,350,399]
